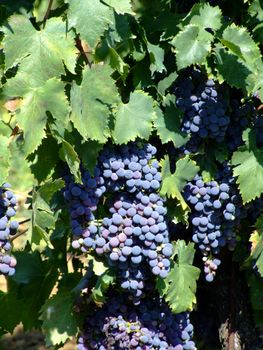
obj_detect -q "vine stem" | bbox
[42,0,54,27]
[19,218,31,225]
[76,38,92,68]
[10,228,29,242]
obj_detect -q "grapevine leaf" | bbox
[113,90,155,144]
[38,178,65,203]
[147,43,166,75]
[92,269,116,304]
[157,241,200,313]
[70,65,119,143]
[157,71,178,96]
[28,137,60,183]
[221,25,261,66]
[172,24,212,70]
[232,129,263,202]
[214,45,253,91]
[248,0,263,22]
[102,0,134,14]
[0,251,58,331]
[132,58,152,89]
[60,140,82,184]
[0,291,21,332]
[108,47,130,78]
[184,3,222,31]
[31,180,64,251]
[0,135,10,185]
[39,292,78,346]
[78,140,104,176]
[66,0,114,49]
[160,156,198,223]
[160,155,199,199]
[12,251,46,285]
[154,100,189,147]
[4,78,70,156]
[3,16,76,79]
[109,12,134,43]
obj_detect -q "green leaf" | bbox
[66,0,114,49]
[184,3,222,31]
[160,155,199,200]
[78,140,103,176]
[38,178,65,203]
[214,45,252,91]
[12,251,46,284]
[108,47,130,79]
[3,16,75,81]
[31,179,64,250]
[172,24,212,70]
[154,99,189,147]
[4,78,70,156]
[39,292,78,346]
[102,0,134,14]
[157,241,200,313]
[160,156,198,222]
[248,0,263,22]
[0,291,21,332]
[0,251,58,331]
[157,71,178,96]
[28,137,60,183]
[221,25,260,66]
[92,269,116,303]
[70,65,119,143]
[60,140,82,183]
[0,135,10,185]
[113,90,155,144]
[148,42,166,76]
[232,129,263,202]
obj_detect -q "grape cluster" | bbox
[203,257,221,282]
[99,143,162,193]
[184,165,242,281]
[77,295,196,350]
[63,167,106,243]
[0,183,18,276]
[174,70,230,151]
[64,143,172,302]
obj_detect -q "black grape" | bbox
[184,163,242,281]
[0,183,18,276]
[77,295,196,350]
[63,167,106,247]
[64,142,172,303]
[174,69,230,154]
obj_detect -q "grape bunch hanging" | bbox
[63,142,173,304]
[63,142,197,349]
[77,295,195,350]
[0,183,18,277]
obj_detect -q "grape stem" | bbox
[19,218,31,225]
[10,228,29,242]
[42,0,54,27]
